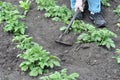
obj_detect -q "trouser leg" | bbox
[87,0,101,13]
[70,0,76,10]
[70,0,101,13]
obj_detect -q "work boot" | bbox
[75,11,83,20]
[90,12,106,27]
[75,0,87,20]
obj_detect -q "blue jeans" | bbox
[70,0,101,13]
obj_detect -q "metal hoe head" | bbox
[55,39,73,46]
[55,10,80,46]
[55,0,86,46]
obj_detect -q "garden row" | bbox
[0,1,79,80]
[0,0,120,80]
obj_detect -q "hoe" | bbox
[55,9,81,46]
[55,0,86,46]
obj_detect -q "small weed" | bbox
[114,5,120,17]
[59,26,67,31]
[114,49,120,63]
[101,0,110,7]
[117,23,120,28]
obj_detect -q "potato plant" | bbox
[40,69,79,80]
[60,20,95,32]
[35,0,56,10]
[60,20,117,49]
[4,21,26,35]
[18,43,60,77]
[77,28,117,49]
[45,5,72,24]
[19,0,31,15]
[71,20,96,33]
[12,35,34,50]
[0,1,26,35]
[35,0,72,24]
[0,1,61,78]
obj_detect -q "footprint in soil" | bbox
[59,53,74,64]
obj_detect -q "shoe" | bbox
[90,12,106,27]
[75,11,83,20]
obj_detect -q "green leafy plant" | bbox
[59,26,67,31]
[114,5,120,17]
[59,20,116,49]
[12,35,34,50]
[0,1,18,23]
[114,49,120,63]
[4,21,26,35]
[18,43,60,76]
[71,20,96,33]
[45,5,72,24]
[71,20,86,33]
[0,1,6,23]
[35,0,56,10]
[117,23,120,28]
[101,0,110,7]
[0,1,26,35]
[60,20,96,33]
[40,69,79,80]
[35,0,72,24]
[1,1,61,78]
[19,0,31,15]
[77,28,117,49]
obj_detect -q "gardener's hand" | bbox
[75,0,83,12]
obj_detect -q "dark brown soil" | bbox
[1,0,120,80]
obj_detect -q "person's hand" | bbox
[75,0,83,12]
